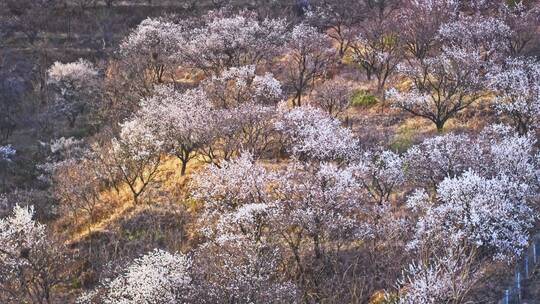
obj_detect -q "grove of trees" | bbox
[0,0,540,303]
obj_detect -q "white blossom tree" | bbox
[353,149,405,205]
[480,124,539,187]
[309,77,354,118]
[119,17,182,85]
[407,170,535,262]
[397,255,481,304]
[47,59,101,128]
[0,205,67,304]
[398,0,459,60]
[111,118,163,204]
[488,57,540,134]
[191,153,299,303]
[198,103,279,166]
[271,160,368,301]
[137,86,213,175]
[179,11,287,75]
[192,152,274,215]
[404,125,539,189]
[499,2,540,56]
[274,161,364,257]
[388,47,486,131]
[307,0,363,57]
[275,105,358,162]
[285,23,336,107]
[202,65,283,108]
[438,15,511,61]
[352,18,403,99]
[194,237,299,304]
[403,133,482,188]
[400,168,537,303]
[103,249,192,304]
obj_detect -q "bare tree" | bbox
[285,23,336,107]
[110,119,163,204]
[388,47,486,131]
[398,0,458,60]
[308,0,364,57]
[351,15,403,100]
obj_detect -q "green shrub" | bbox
[390,124,416,153]
[506,0,522,7]
[351,90,377,108]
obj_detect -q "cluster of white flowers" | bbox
[49,137,84,155]
[47,59,98,85]
[438,15,512,56]
[408,170,534,261]
[0,144,16,161]
[275,105,358,162]
[488,57,540,133]
[192,153,274,212]
[0,205,45,270]
[139,86,213,161]
[180,13,287,72]
[480,124,539,185]
[405,126,539,187]
[115,118,164,163]
[289,23,330,54]
[409,0,459,12]
[275,161,363,240]
[397,260,453,304]
[203,65,283,107]
[119,17,182,59]
[404,133,481,187]
[353,150,405,204]
[104,249,192,304]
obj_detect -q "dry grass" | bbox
[64,155,207,245]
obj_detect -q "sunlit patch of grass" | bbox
[65,154,208,244]
[369,290,392,304]
[351,90,378,108]
[67,192,134,244]
[390,118,434,152]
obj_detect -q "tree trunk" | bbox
[436,120,445,133]
[180,160,187,176]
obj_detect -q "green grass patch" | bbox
[351,90,377,108]
[389,121,418,153]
